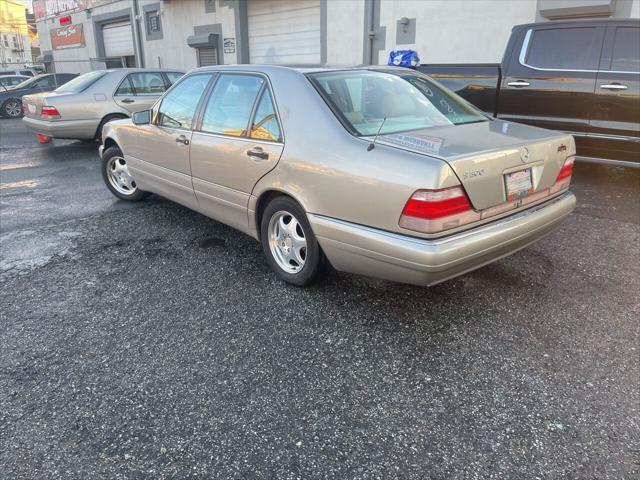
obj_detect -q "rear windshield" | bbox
[307,70,488,136]
[54,71,106,93]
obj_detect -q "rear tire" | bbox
[260,196,325,287]
[101,146,149,201]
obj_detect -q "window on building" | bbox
[157,74,213,130]
[197,47,218,67]
[145,9,162,40]
[2,35,8,47]
[525,27,602,70]
[611,27,640,72]
[250,89,282,142]
[200,74,263,136]
[149,13,160,32]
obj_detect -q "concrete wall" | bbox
[376,0,538,64]
[326,0,365,65]
[36,1,134,74]
[139,0,238,70]
[35,0,640,73]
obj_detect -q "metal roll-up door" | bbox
[248,0,320,65]
[197,47,218,67]
[102,21,134,57]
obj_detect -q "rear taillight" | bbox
[41,105,60,120]
[399,186,475,234]
[556,155,575,182]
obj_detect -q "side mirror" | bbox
[132,110,151,125]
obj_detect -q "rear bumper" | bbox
[309,192,576,286]
[22,116,99,140]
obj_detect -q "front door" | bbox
[588,24,640,164]
[114,71,168,114]
[123,73,215,208]
[189,73,284,232]
[498,24,605,136]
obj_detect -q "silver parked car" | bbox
[99,66,576,287]
[21,68,184,140]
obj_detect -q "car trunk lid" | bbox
[377,119,574,210]
[22,91,73,118]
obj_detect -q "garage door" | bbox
[102,21,134,57]
[248,0,320,65]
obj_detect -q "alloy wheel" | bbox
[106,156,137,196]
[4,100,22,118]
[268,210,307,273]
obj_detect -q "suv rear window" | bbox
[526,27,602,70]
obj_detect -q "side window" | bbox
[526,27,602,70]
[250,89,281,142]
[158,73,213,129]
[19,70,32,76]
[129,72,166,94]
[165,72,184,86]
[201,74,263,136]
[115,76,134,96]
[35,76,56,89]
[611,27,640,72]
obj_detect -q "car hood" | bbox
[376,119,574,210]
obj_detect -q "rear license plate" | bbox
[27,104,36,114]
[504,168,533,201]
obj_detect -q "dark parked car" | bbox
[419,19,639,166]
[0,73,77,118]
[0,75,29,91]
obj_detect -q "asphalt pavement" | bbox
[1,117,639,479]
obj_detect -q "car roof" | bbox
[102,68,185,74]
[191,64,413,75]
[514,18,640,30]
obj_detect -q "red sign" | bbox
[59,16,72,25]
[50,23,85,50]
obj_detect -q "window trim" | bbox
[193,71,284,144]
[518,27,636,74]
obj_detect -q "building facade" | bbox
[33,0,640,74]
[0,0,32,67]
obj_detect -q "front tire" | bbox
[260,196,324,287]
[101,146,148,201]
[2,99,22,118]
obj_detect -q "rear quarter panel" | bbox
[250,68,458,239]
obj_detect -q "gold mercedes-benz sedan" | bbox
[99,66,576,287]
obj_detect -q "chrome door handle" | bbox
[175,135,189,146]
[121,98,135,103]
[507,81,530,87]
[247,148,268,160]
[600,84,628,90]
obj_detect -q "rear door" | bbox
[588,24,640,163]
[499,24,605,135]
[189,73,284,231]
[114,71,168,113]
